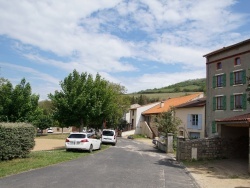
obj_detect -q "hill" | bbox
[136,78,206,94]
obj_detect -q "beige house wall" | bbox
[176,106,205,138]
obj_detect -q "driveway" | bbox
[0,138,199,188]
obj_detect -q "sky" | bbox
[0,0,250,100]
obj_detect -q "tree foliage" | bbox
[137,78,206,94]
[0,78,40,123]
[156,107,182,136]
[49,70,130,130]
[129,94,159,105]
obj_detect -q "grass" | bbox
[127,92,200,101]
[0,145,109,178]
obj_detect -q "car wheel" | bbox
[112,142,116,146]
[89,144,93,153]
[66,149,70,152]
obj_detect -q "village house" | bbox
[141,93,204,138]
[204,38,250,171]
[175,97,206,139]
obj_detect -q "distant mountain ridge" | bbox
[136,78,206,94]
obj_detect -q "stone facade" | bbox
[176,137,248,161]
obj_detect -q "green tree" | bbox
[34,115,53,133]
[156,107,182,136]
[0,78,40,123]
[0,78,12,122]
[38,100,53,115]
[10,78,40,122]
[49,70,129,131]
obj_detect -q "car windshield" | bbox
[103,131,114,136]
[68,134,86,138]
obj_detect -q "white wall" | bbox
[134,102,160,134]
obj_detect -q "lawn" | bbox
[0,145,109,178]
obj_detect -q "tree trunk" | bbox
[80,118,84,132]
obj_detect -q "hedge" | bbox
[0,123,36,160]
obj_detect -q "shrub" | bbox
[0,123,36,160]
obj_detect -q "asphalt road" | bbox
[0,138,199,188]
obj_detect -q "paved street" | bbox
[0,138,199,188]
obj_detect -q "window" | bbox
[213,74,226,88]
[234,57,241,66]
[230,93,247,110]
[191,114,198,126]
[235,94,242,109]
[230,70,246,85]
[217,62,222,70]
[235,71,243,84]
[187,114,202,130]
[189,132,200,139]
[216,96,223,110]
[213,95,226,110]
[132,110,134,116]
[217,75,223,87]
[179,131,184,136]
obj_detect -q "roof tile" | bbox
[142,93,203,115]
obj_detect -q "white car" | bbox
[47,128,53,133]
[101,129,117,146]
[65,132,101,152]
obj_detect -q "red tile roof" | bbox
[216,113,250,123]
[142,93,203,115]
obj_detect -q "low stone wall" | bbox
[176,136,248,161]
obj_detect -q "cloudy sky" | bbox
[0,0,250,100]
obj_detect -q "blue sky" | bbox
[0,0,250,100]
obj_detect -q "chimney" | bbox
[160,101,164,108]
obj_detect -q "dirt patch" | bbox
[32,139,65,151]
[185,159,250,188]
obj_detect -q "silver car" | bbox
[101,129,117,146]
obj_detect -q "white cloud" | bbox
[121,70,206,93]
[0,0,249,97]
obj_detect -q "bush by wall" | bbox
[0,123,36,160]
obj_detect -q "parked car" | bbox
[101,129,117,146]
[65,132,101,152]
[47,128,53,133]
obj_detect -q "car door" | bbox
[87,134,97,149]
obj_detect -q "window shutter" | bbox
[198,114,202,130]
[223,74,226,87]
[230,72,234,86]
[187,114,191,129]
[230,95,234,110]
[242,93,247,110]
[223,95,226,110]
[212,121,216,133]
[242,70,246,84]
[213,97,216,111]
[212,76,216,88]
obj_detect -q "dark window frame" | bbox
[234,94,243,109]
[234,57,241,66]
[216,96,223,110]
[216,62,222,70]
[234,71,243,85]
